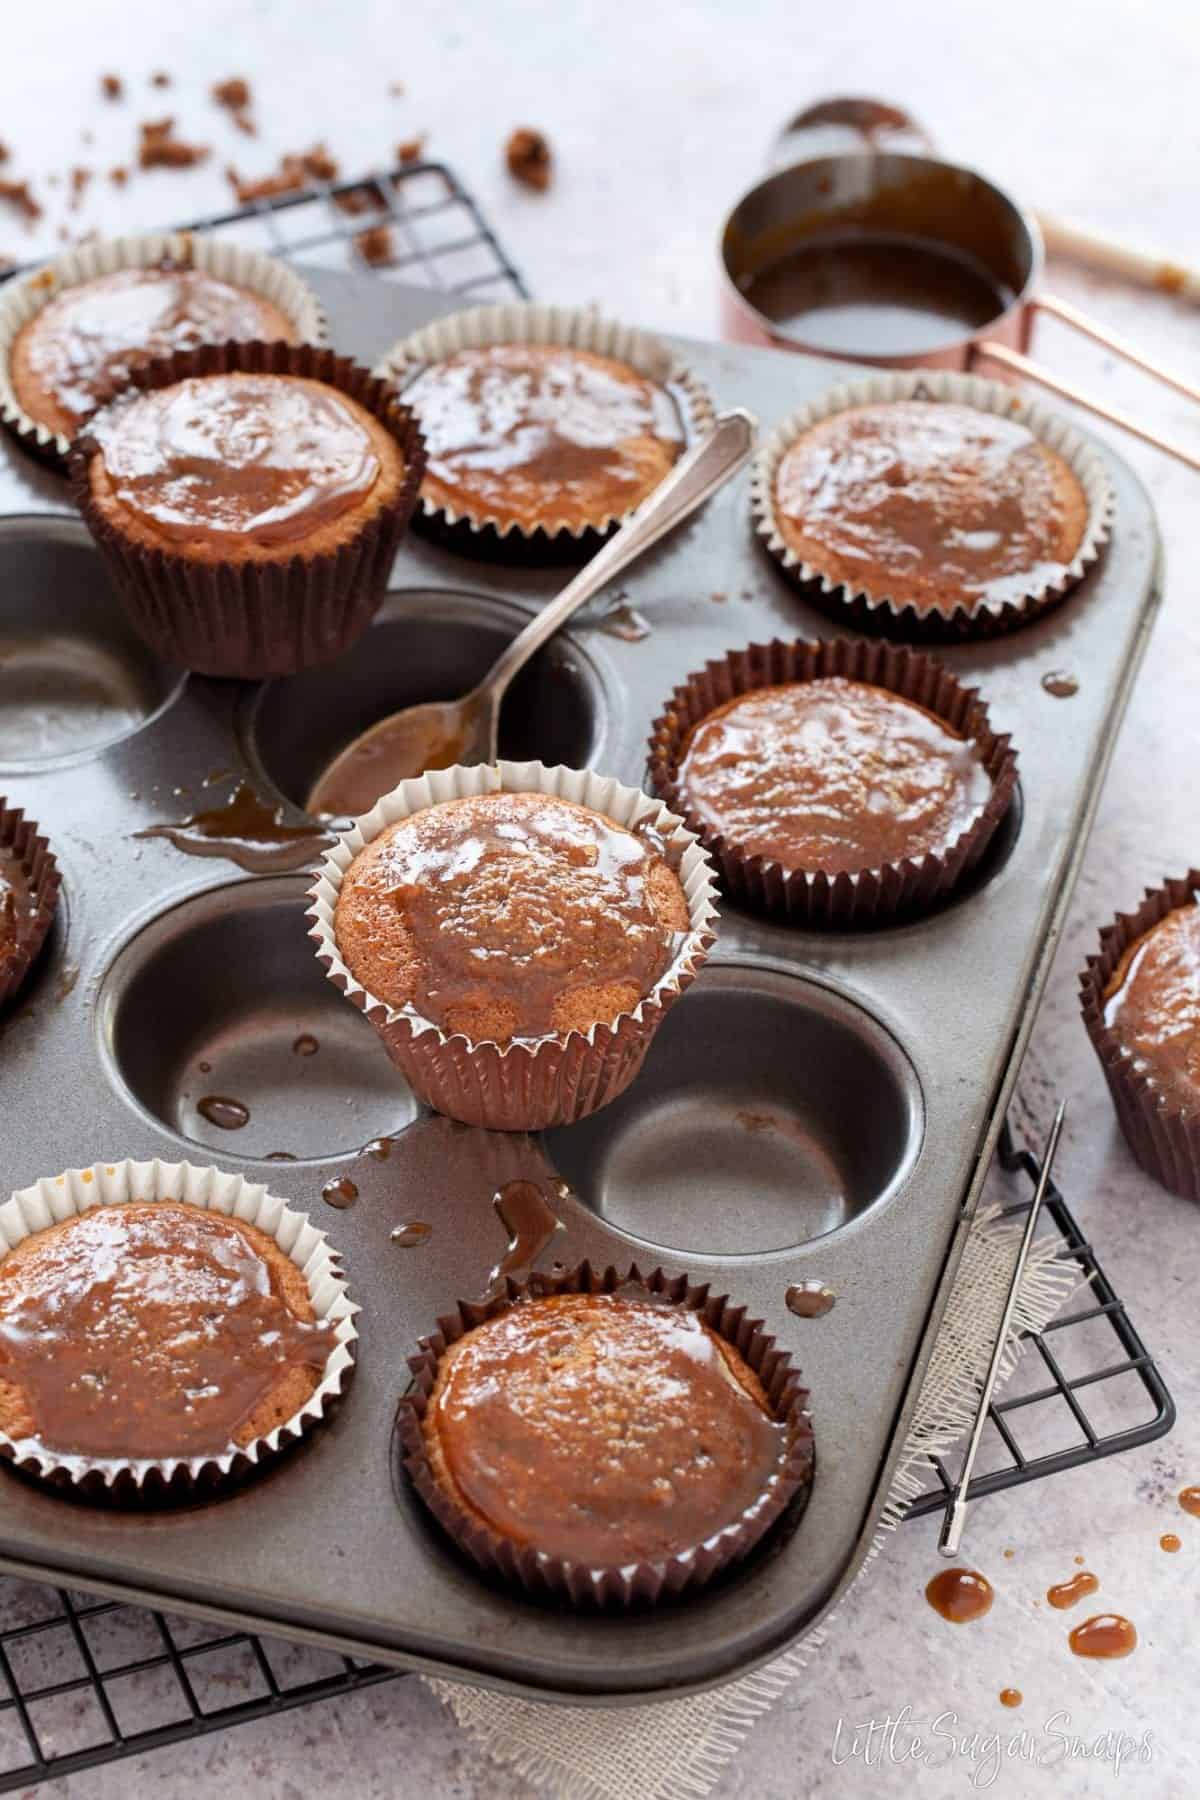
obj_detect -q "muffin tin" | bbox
[0,266,1162,1702]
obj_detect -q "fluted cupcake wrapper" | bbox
[0,1159,358,1500]
[372,302,715,564]
[395,1261,815,1608]
[751,370,1115,641]
[307,761,720,1131]
[1080,872,1200,1201]
[647,637,1018,929]
[0,233,328,468]
[68,340,427,679]
[0,800,61,1008]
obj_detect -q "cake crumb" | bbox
[505,127,552,191]
[0,178,41,226]
[227,143,338,203]
[212,76,252,111]
[354,224,395,267]
[109,165,129,187]
[334,181,385,216]
[396,135,425,165]
[151,70,171,88]
[101,74,123,101]
[68,166,92,210]
[139,118,210,170]
[0,142,8,163]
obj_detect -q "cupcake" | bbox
[0,1161,356,1491]
[649,638,1017,927]
[1081,874,1200,1200]
[0,234,326,464]
[0,800,61,1007]
[374,303,713,559]
[397,1265,815,1605]
[753,373,1111,638]
[69,341,425,678]
[309,763,718,1131]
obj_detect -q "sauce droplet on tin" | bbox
[487,1178,564,1294]
[1179,1485,1200,1517]
[198,1060,212,1074]
[1069,1614,1137,1659]
[322,1176,359,1210]
[786,1279,836,1318]
[265,1151,297,1162]
[1047,1570,1099,1610]
[999,1688,1022,1708]
[197,1095,250,1131]
[391,1220,431,1247]
[292,1033,319,1057]
[361,1136,394,1161]
[925,1567,994,1623]
[1041,671,1079,698]
[1161,1533,1182,1553]
[135,782,333,873]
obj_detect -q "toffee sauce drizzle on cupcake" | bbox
[92,373,382,546]
[676,677,991,873]
[0,1204,338,1462]
[1102,900,1200,1111]
[0,848,39,981]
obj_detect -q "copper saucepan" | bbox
[719,100,1199,469]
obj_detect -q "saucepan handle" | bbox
[973,293,1200,471]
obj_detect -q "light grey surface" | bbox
[3,0,1199,1788]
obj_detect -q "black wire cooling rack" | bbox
[0,163,1174,1790]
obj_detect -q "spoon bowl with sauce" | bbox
[305,409,755,819]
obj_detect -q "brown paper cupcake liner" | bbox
[395,1261,815,1607]
[307,761,719,1131]
[751,370,1115,641]
[0,800,61,1008]
[68,340,427,679]
[0,1159,357,1502]
[0,233,327,469]
[373,302,715,565]
[1080,872,1200,1201]
[648,637,1018,929]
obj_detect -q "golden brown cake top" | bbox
[1104,902,1200,1111]
[334,791,690,1044]
[772,400,1089,615]
[425,1291,788,1565]
[404,343,682,531]
[0,847,36,977]
[13,266,297,434]
[0,1201,338,1461]
[678,677,992,875]
[90,372,383,547]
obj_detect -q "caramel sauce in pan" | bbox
[785,1280,836,1318]
[487,1179,564,1294]
[137,782,332,874]
[0,847,38,979]
[1179,1486,1200,1517]
[1160,1533,1182,1552]
[741,232,1009,358]
[21,268,294,429]
[925,1567,994,1623]
[292,1034,319,1057]
[1102,903,1200,1111]
[0,1203,336,1461]
[1069,1615,1137,1659]
[321,1177,359,1210]
[678,678,990,875]
[197,1095,250,1132]
[999,1688,1022,1708]
[1041,671,1079,698]
[1047,1570,1099,1609]
[431,1291,788,1564]
[391,1221,431,1247]
[95,374,380,545]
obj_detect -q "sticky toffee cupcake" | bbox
[398,1266,814,1605]
[650,639,1017,927]
[0,801,60,1007]
[70,343,425,677]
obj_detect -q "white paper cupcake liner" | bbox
[0,232,328,465]
[0,1158,357,1494]
[372,302,715,556]
[751,369,1115,640]
[307,760,720,1131]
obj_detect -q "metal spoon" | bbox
[305,407,757,819]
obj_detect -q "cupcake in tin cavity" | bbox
[0,800,61,1008]
[309,762,718,1131]
[1081,874,1200,1201]
[752,372,1113,639]
[0,234,326,463]
[397,1264,814,1606]
[69,341,426,679]
[649,637,1017,928]
[374,303,713,560]
[0,1160,356,1494]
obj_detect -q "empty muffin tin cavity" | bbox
[545,964,923,1256]
[242,587,608,812]
[95,875,418,1161]
[0,518,184,768]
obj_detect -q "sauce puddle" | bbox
[925,1567,994,1624]
[1069,1614,1137,1659]
[391,1221,431,1247]
[1047,1571,1099,1610]
[786,1280,836,1318]
[136,782,332,873]
[197,1095,250,1131]
[487,1178,565,1294]
[321,1177,359,1210]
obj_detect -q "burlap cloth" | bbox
[423,1203,1079,1800]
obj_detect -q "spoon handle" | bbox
[478,407,757,704]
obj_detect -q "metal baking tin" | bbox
[0,266,1162,1703]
